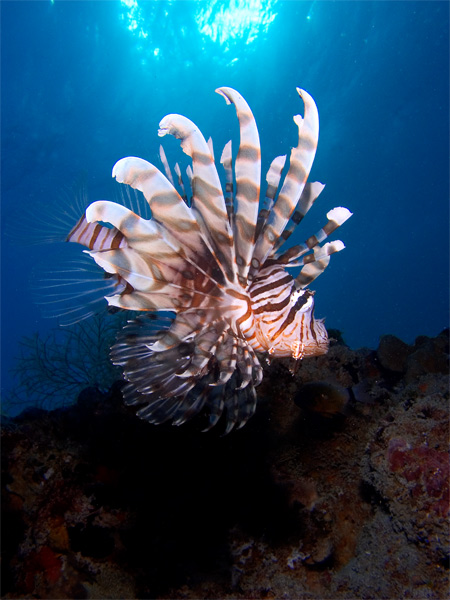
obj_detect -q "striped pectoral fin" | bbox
[213,333,238,385]
[253,88,320,266]
[174,323,228,381]
[294,240,346,288]
[223,383,258,434]
[105,290,186,312]
[85,200,196,262]
[158,114,236,282]
[112,156,205,252]
[86,200,230,306]
[67,213,127,251]
[113,156,227,281]
[86,246,205,310]
[216,87,261,283]
[150,308,222,353]
[85,247,161,290]
[112,312,262,432]
[234,340,257,390]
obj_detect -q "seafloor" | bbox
[2,330,449,599]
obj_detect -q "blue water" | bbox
[1,1,449,412]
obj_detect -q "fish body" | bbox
[67,87,352,432]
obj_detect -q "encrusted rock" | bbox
[377,334,413,373]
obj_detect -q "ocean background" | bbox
[1,0,449,414]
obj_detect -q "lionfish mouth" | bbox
[65,86,352,433]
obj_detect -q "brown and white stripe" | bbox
[216,87,261,284]
[63,85,351,433]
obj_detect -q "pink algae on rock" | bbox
[387,437,449,517]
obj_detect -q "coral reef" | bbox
[2,330,448,599]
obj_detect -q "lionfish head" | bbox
[64,86,352,433]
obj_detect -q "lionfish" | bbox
[67,87,352,433]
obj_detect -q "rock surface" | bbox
[2,330,449,599]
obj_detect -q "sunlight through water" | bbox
[119,0,278,65]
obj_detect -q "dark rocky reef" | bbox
[2,329,449,599]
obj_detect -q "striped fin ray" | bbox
[158,114,236,283]
[85,247,201,312]
[220,140,234,222]
[111,314,260,432]
[159,148,189,207]
[216,87,261,284]
[252,88,319,267]
[85,253,225,315]
[112,157,201,250]
[207,136,214,160]
[254,155,286,243]
[112,156,228,284]
[67,214,127,251]
[174,163,188,204]
[204,375,258,433]
[36,210,129,325]
[235,339,263,390]
[295,241,346,288]
[172,320,229,381]
[60,84,352,433]
[186,164,193,188]
[150,308,226,353]
[85,199,228,286]
[273,206,353,265]
[82,200,233,313]
[159,145,175,186]
[33,255,128,326]
[271,181,325,254]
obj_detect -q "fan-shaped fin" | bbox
[86,200,230,302]
[86,201,171,253]
[111,314,262,433]
[216,87,261,284]
[86,245,226,313]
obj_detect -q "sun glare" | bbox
[119,0,278,63]
[195,0,278,48]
